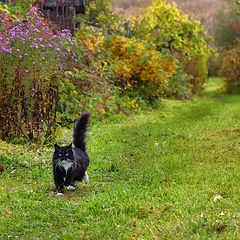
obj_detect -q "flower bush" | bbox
[0,8,77,142]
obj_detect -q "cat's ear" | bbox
[67,143,72,149]
[54,144,60,151]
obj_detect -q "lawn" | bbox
[1,78,240,239]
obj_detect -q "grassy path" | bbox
[1,78,240,239]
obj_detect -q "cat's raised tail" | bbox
[73,112,91,152]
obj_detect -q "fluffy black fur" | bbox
[52,112,90,194]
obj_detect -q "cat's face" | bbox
[53,143,74,163]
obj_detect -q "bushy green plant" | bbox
[0,0,34,18]
[131,0,214,59]
[128,0,214,96]
[74,0,126,35]
[56,78,82,126]
[164,65,192,99]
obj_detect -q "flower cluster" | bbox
[0,7,76,75]
[0,7,78,141]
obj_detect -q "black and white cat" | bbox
[52,112,90,195]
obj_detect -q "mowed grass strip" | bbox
[1,78,240,239]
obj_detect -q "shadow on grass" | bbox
[49,184,97,200]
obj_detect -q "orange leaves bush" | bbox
[76,28,177,99]
[103,35,177,99]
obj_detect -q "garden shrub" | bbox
[0,0,34,18]
[71,27,114,92]
[164,65,192,99]
[0,8,77,142]
[131,0,214,59]
[219,40,240,93]
[64,27,126,121]
[75,0,126,36]
[73,0,214,103]
[128,0,214,96]
[74,23,209,100]
[103,35,177,100]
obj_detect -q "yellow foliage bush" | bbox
[103,35,177,98]
[75,28,177,99]
[76,27,104,53]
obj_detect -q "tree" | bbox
[131,0,214,59]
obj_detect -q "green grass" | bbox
[1,77,240,239]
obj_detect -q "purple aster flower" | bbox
[61,136,67,142]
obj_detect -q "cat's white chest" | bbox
[59,160,73,172]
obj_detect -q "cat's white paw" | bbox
[57,193,64,196]
[83,171,89,184]
[67,186,76,190]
